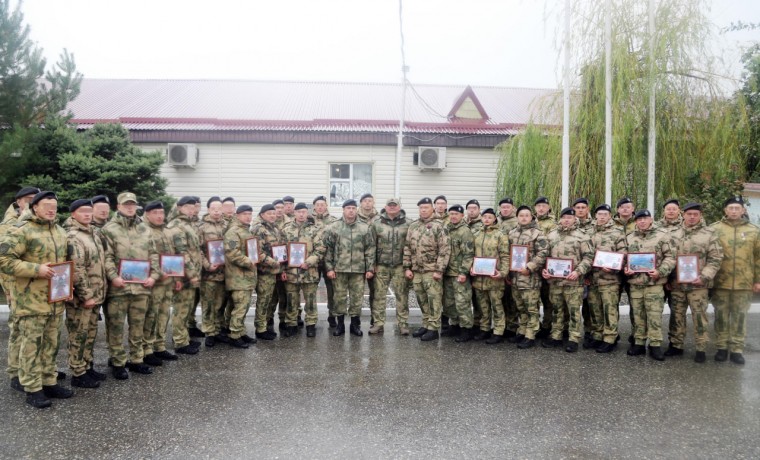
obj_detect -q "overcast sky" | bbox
[17,0,760,90]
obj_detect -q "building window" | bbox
[329,163,372,207]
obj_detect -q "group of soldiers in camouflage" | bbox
[0,186,758,409]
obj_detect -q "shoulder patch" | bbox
[0,243,10,254]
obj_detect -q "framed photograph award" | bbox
[627,252,656,273]
[207,239,225,265]
[288,242,307,267]
[592,250,624,271]
[48,261,73,303]
[510,245,529,271]
[246,237,259,264]
[160,254,185,277]
[272,244,288,263]
[119,259,151,283]
[546,258,573,278]
[676,255,700,284]
[472,257,497,276]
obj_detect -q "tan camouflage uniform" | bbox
[443,219,474,329]
[166,213,202,348]
[198,214,227,338]
[323,217,375,318]
[472,222,510,335]
[508,220,549,340]
[252,219,285,333]
[536,213,557,332]
[283,218,325,326]
[144,218,175,354]
[371,209,411,330]
[224,218,260,339]
[0,204,24,380]
[313,211,338,318]
[588,221,626,344]
[404,216,450,331]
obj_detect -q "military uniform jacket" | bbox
[613,216,636,238]
[0,215,68,316]
[467,215,484,235]
[656,216,683,233]
[673,220,723,291]
[434,211,450,226]
[577,217,594,235]
[498,214,518,235]
[537,214,557,235]
[508,221,549,290]
[546,222,593,287]
[323,218,375,274]
[283,219,325,284]
[625,225,676,286]
[145,220,175,287]
[67,219,107,306]
[711,217,760,290]
[590,221,627,286]
[198,214,227,282]
[404,216,450,274]
[251,220,285,275]
[372,210,409,267]
[445,220,474,277]
[166,213,202,284]
[0,203,20,231]
[102,214,160,297]
[224,219,259,291]
[357,208,379,225]
[472,223,510,290]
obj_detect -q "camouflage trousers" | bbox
[229,290,253,339]
[172,288,196,348]
[189,288,200,329]
[333,272,365,317]
[255,274,277,333]
[17,314,63,393]
[6,310,20,378]
[413,272,444,330]
[474,287,506,335]
[472,287,481,328]
[285,282,318,326]
[148,283,174,353]
[588,284,620,344]
[221,292,233,330]
[267,278,288,323]
[201,280,226,337]
[502,284,518,333]
[711,289,752,353]
[540,280,555,331]
[443,275,474,329]
[319,265,336,317]
[549,285,584,342]
[372,265,410,328]
[629,285,664,347]
[512,288,541,339]
[105,295,149,366]
[668,289,710,352]
[65,305,100,377]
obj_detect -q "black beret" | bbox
[260,203,275,214]
[663,198,679,208]
[272,199,284,206]
[634,209,652,219]
[294,202,308,211]
[534,196,549,206]
[616,197,632,208]
[15,186,40,200]
[144,201,164,212]
[177,196,197,206]
[572,197,589,206]
[359,193,373,202]
[466,199,480,208]
[560,207,575,217]
[448,204,464,214]
[682,202,702,212]
[342,199,357,208]
[69,199,92,213]
[594,204,612,214]
[31,191,57,207]
[313,195,327,204]
[236,205,253,214]
[516,205,532,215]
[417,197,433,206]
[222,196,236,204]
[481,208,496,216]
[207,196,222,208]
[192,196,201,202]
[498,197,514,206]
[434,195,447,203]
[91,195,110,205]
[282,195,295,203]
[724,196,744,207]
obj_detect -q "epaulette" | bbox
[14,221,27,228]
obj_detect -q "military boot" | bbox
[648,345,665,361]
[714,349,728,362]
[485,333,504,345]
[10,377,23,392]
[730,353,745,365]
[455,327,473,343]
[664,343,683,356]
[518,338,536,349]
[328,316,337,328]
[43,384,74,399]
[694,351,706,363]
[627,344,646,356]
[473,329,491,341]
[333,315,346,336]
[26,390,52,409]
[420,329,439,341]
[412,327,428,338]
[306,325,316,337]
[441,324,460,337]
[349,316,363,337]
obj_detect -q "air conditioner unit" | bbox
[417,147,446,171]
[167,143,198,168]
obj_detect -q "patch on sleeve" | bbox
[0,243,10,255]
[228,240,238,250]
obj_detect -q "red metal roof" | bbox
[68,79,556,135]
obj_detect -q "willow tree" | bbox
[496,0,749,222]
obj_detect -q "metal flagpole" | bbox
[604,0,612,205]
[561,0,571,209]
[647,0,656,212]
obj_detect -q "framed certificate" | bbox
[510,245,529,271]
[246,237,259,264]
[472,257,497,276]
[272,244,288,263]
[592,250,624,270]
[207,239,225,265]
[676,254,700,284]
[160,254,185,277]
[49,261,73,303]
[119,259,151,283]
[627,252,656,273]
[288,242,307,267]
[546,258,573,278]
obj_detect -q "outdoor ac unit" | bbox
[167,143,198,168]
[418,147,446,171]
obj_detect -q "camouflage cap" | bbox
[386,197,401,206]
[117,192,138,204]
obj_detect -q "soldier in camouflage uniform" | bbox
[198,197,228,346]
[370,198,410,335]
[624,209,676,361]
[65,199,108,389]
[253,203,285,340]
[218,196,237,332]
[268,199,290,330]
[465,199,483,329]
[223,204,260,348]
[282,196,296,220]
[357,193,379,326]
[572,198,593,342]
[498,197,520,341]
[443,205,475,342]
[534,196,556,338]
[91,195,111,229]
[312,195,338,326]
[710,196,760,365]
[665,202,723,362]
[613,197,637,343]
[541,207,593,353]
[404,197,450,342]
[433,195,450,226]
[323,199,375,336]
[0,191,72,408]
[102,192,161,378]
[282,203,326,337]
[587,204,627,353]
[508,205,549,349]
[657,199,682,316]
